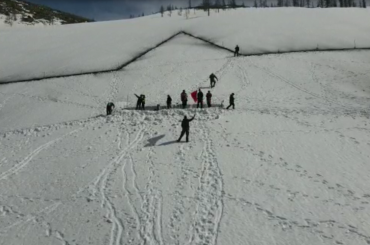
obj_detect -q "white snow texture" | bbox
[1,8,370,245]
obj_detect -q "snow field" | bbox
[1,33,370,245]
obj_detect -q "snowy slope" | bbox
[1,8,370,83]
[1,33,370,245]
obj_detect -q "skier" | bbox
[106,102,115,116]
[206,91,212,107]
[234,45,240,57]
[197,89,204,109]
[209,73,218,88]
[134,94,142,110]
[181,90,188,109]
[166,95,172,109]
[226,93,235,110]
[177,114,196,142]
[141,95,146,110]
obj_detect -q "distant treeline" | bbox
[127,0,367,19]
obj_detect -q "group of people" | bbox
[176,91,234,142]
[106,44,241,143]
[106,75,236,116]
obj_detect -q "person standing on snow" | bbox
[206,91,212,107]
[106,102,115,116]
[234,45,240,57]
[181,90,188,109]
[166,95,172,109]
[209,73,218,88]
[226,93,235,110]
[141,95,146,110]
[197,89,204,109]
[177,114,196,142]
[135,94,142,110]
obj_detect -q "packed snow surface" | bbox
[1,8,370,83]
[1,34,370,245]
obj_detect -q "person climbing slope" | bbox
[106,102,115,115]
[177,114,196,142]
[209,73,218,88]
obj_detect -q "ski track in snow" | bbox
[0,201,61,235]
[169,142,192,244]
[91,118,147,245]
[121,153,145,244]
[216,126,370,244]
[140,144,164,245]
[0,128,81,181]
[187,115,224,245]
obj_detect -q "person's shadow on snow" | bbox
[144,134,165,147]
[159,140,186,146]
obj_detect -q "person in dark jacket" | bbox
[166,95,172,109]
[181,90,188,109]
[106,102,115,115]
[141,95,146,110]
[177,114,195,142]
[226,93,235,109]
[135,94,142,110]
[206,91,212,107]
[209,73,218,88]
[234,45,240,57]
[197,89,204,109]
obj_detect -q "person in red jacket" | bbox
[206,91,212,107]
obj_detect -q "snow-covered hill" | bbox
[1,8,370,83]
[1,8,370,245]
[0,0,92,29]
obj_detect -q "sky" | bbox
[25,0,206,21]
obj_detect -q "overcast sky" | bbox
[26,0,208,21]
